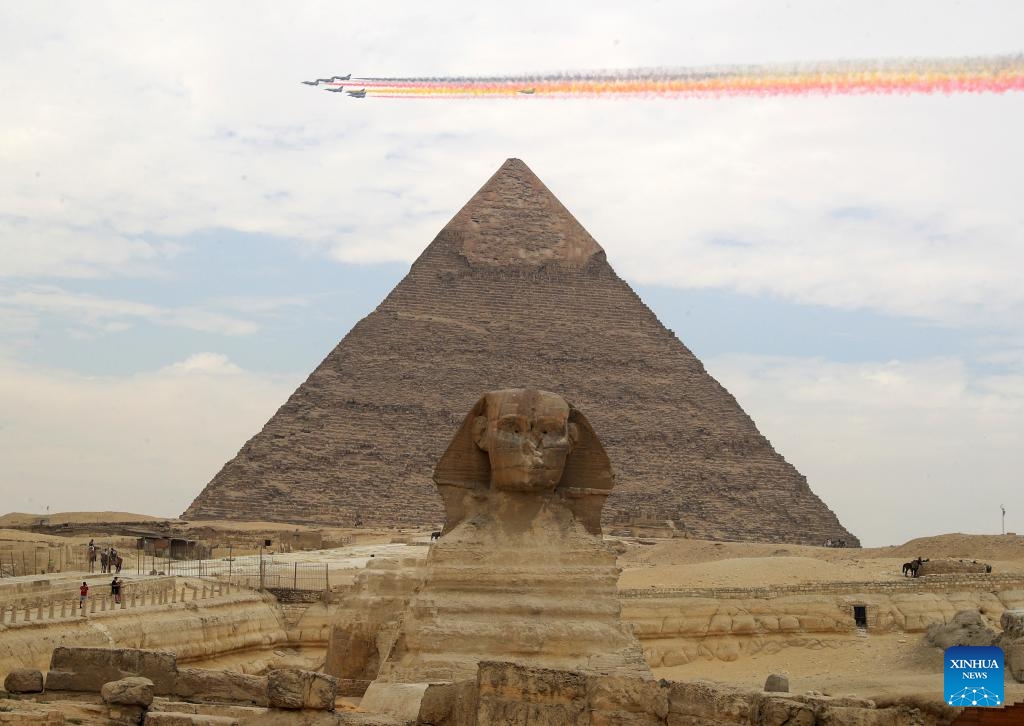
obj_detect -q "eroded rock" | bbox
[3,668,44,694]
[925,609,995,649]
[46,646,178,693]
[173,667,268,707]
[266,668,338,710]
[102,676,155,707]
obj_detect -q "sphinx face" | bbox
[476,391,574,493]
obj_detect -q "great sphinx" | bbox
[361,389,650,718]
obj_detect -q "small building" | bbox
[132,532,203,560]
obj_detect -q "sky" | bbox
[1,1,1021,547]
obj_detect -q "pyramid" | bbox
[184,159,858,545]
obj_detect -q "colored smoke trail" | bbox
[313,55,1024,99]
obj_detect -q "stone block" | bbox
[266,668,338,710]
[102,676,155,707]
[361,682,431,722]
[418,680,478,726]
[3,668,44,694]
[144,714,240,725]
[589,674,668,726]
[750,694,815,726]
[46,646,178,693]
[173,667,268,707]
[763,673,789,693]
[108,703,148,725]
[668,680,752,724]
[1001,608,1024,640]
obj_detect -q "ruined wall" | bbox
[0,584,288,678]
[418,661,943,726]
[622,575,1024,667]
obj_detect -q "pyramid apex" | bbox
[440,159,604,268]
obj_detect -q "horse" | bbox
[88,546,97,573]
[99,551,124,574]
[903,557,929,578]
[430,531,442,541]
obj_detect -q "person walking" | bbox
[79,581,89,609]
[110,577,121,605]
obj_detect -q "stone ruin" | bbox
[359,389,650,720]
[3,646,343,724]
[184,158,857,547]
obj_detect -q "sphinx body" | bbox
[363,390,650,715]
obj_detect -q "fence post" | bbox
[294,562,298,589]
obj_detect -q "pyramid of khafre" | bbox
[184,159,858,545]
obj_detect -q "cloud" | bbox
[0,285,259,336]
[707,354,1024,546]
[163,352,243,375]
[0,217,181,279]
[0,353,299,517]
[1,2,1022,329]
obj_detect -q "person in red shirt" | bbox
[79,581,89,609]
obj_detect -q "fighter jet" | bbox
[324,87,346,93]
[302,74,352,86]
[346,88,367,98]
[518,88,536,94]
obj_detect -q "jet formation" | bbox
[302,74,366,98]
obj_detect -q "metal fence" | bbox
[0,545,88,578]
[160,557,329,592]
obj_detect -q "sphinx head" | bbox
[471,389,578,493]
[434,388,614,534]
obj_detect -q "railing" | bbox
[0,578,239,625]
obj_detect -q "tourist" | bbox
[79,581,89,609]
[111,577,121,604]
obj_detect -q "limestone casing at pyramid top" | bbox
[439,158,605,267]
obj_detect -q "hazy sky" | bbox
[1,2,1021,547]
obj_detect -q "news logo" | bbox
[945,646,1003,707]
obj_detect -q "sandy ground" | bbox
[617,534,1024,704]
